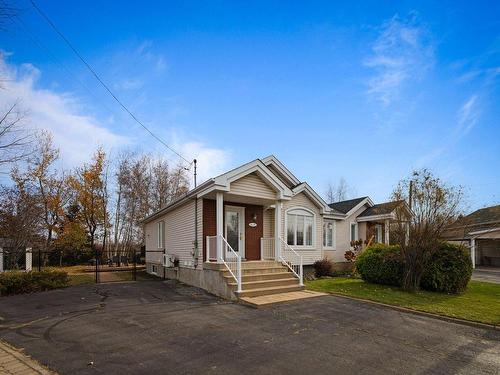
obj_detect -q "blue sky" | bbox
[1,0,499,210]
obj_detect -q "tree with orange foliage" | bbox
[68,148,107,255]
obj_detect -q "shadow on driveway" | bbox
[0,280,499,374]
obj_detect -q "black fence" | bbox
[0,247,147,284]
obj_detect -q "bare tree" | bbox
[391,169,464,291]
[325,177,351,203]
[0,102,33,172]
[111,153,189,257]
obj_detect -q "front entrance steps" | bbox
[205,260,304,298]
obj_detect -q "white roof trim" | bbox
[261,155,301,186]
[357,213,396,222]
[198,159,293,200]
[469,227,500,236]
[292,182,334,215]
[344,197,374,217]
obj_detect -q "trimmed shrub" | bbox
[313,258,333,278]
[355,244,404,286]
[420,243,472,294]
[0,270,69,296]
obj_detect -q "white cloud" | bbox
[0,53,129,170]
[0,53,232,187]
[364,12,434,106]
[172,139,232,185]
[136,40,168,73]
[456,95,480,136]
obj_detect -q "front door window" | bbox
[225,206,245,258]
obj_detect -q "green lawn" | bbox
[68,273,95,286]
[307,277,500,326]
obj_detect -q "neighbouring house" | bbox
[142,156,408,300]
[443,205,500,268]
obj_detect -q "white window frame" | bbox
[285,207,316,249]
[323,220,336,249]
[350,222,358,242]
[374,224,383,243]
[157,221,165,249]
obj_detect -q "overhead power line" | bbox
[29,0,192,167]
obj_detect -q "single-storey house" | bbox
[142,156,408,300]
[443,205,500,268]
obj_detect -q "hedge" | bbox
[355,244,403,286]
[0,270,69,296]
[420,243,472,294]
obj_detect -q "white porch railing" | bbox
[278,237,303,286]
[260,238,275,260]
[206,235,242,293]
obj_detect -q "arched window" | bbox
[286,208,315,247]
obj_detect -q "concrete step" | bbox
[222,267,288,276]
[240,261,283,270]
[236,284,305,298]
[223,271,293,282]
[228,277,299,290]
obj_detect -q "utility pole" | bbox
[193,159,197,188]
[193,159,199,267]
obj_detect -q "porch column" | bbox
[275,201,282,261]
[216,192,224,262]
[470,238,476,269]
[405,222,410,246]
[0,247,3,273]
[384,219,390,245]
[26,248,32,272]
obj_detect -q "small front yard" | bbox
[307,277,500,325]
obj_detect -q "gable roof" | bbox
[457,205,500,227]
[328,197,369,214]
[358,201,404,218]
[292,182,343,216]
[261,155,301,187]
[443,204,500,239]
[142,156,299,223]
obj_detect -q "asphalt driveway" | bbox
[473,267,500,284]
[0,280,499,375]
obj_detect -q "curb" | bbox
[323,292,499,331]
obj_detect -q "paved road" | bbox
[0,281,499,375]
[473,267,500,284]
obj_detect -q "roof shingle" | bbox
[328,197,368,214]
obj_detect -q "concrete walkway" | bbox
[0,340,54,375]
[240,290,328,306]
[473,267,500,284]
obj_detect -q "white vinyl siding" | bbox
[157,221,165,248]
[263,208,275,238]
[230,172,277,200]
[145,199,201,269]
[281,192,322,265]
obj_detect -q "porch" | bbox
[200,191,303,295]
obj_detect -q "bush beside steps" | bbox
[0,270,69,296]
